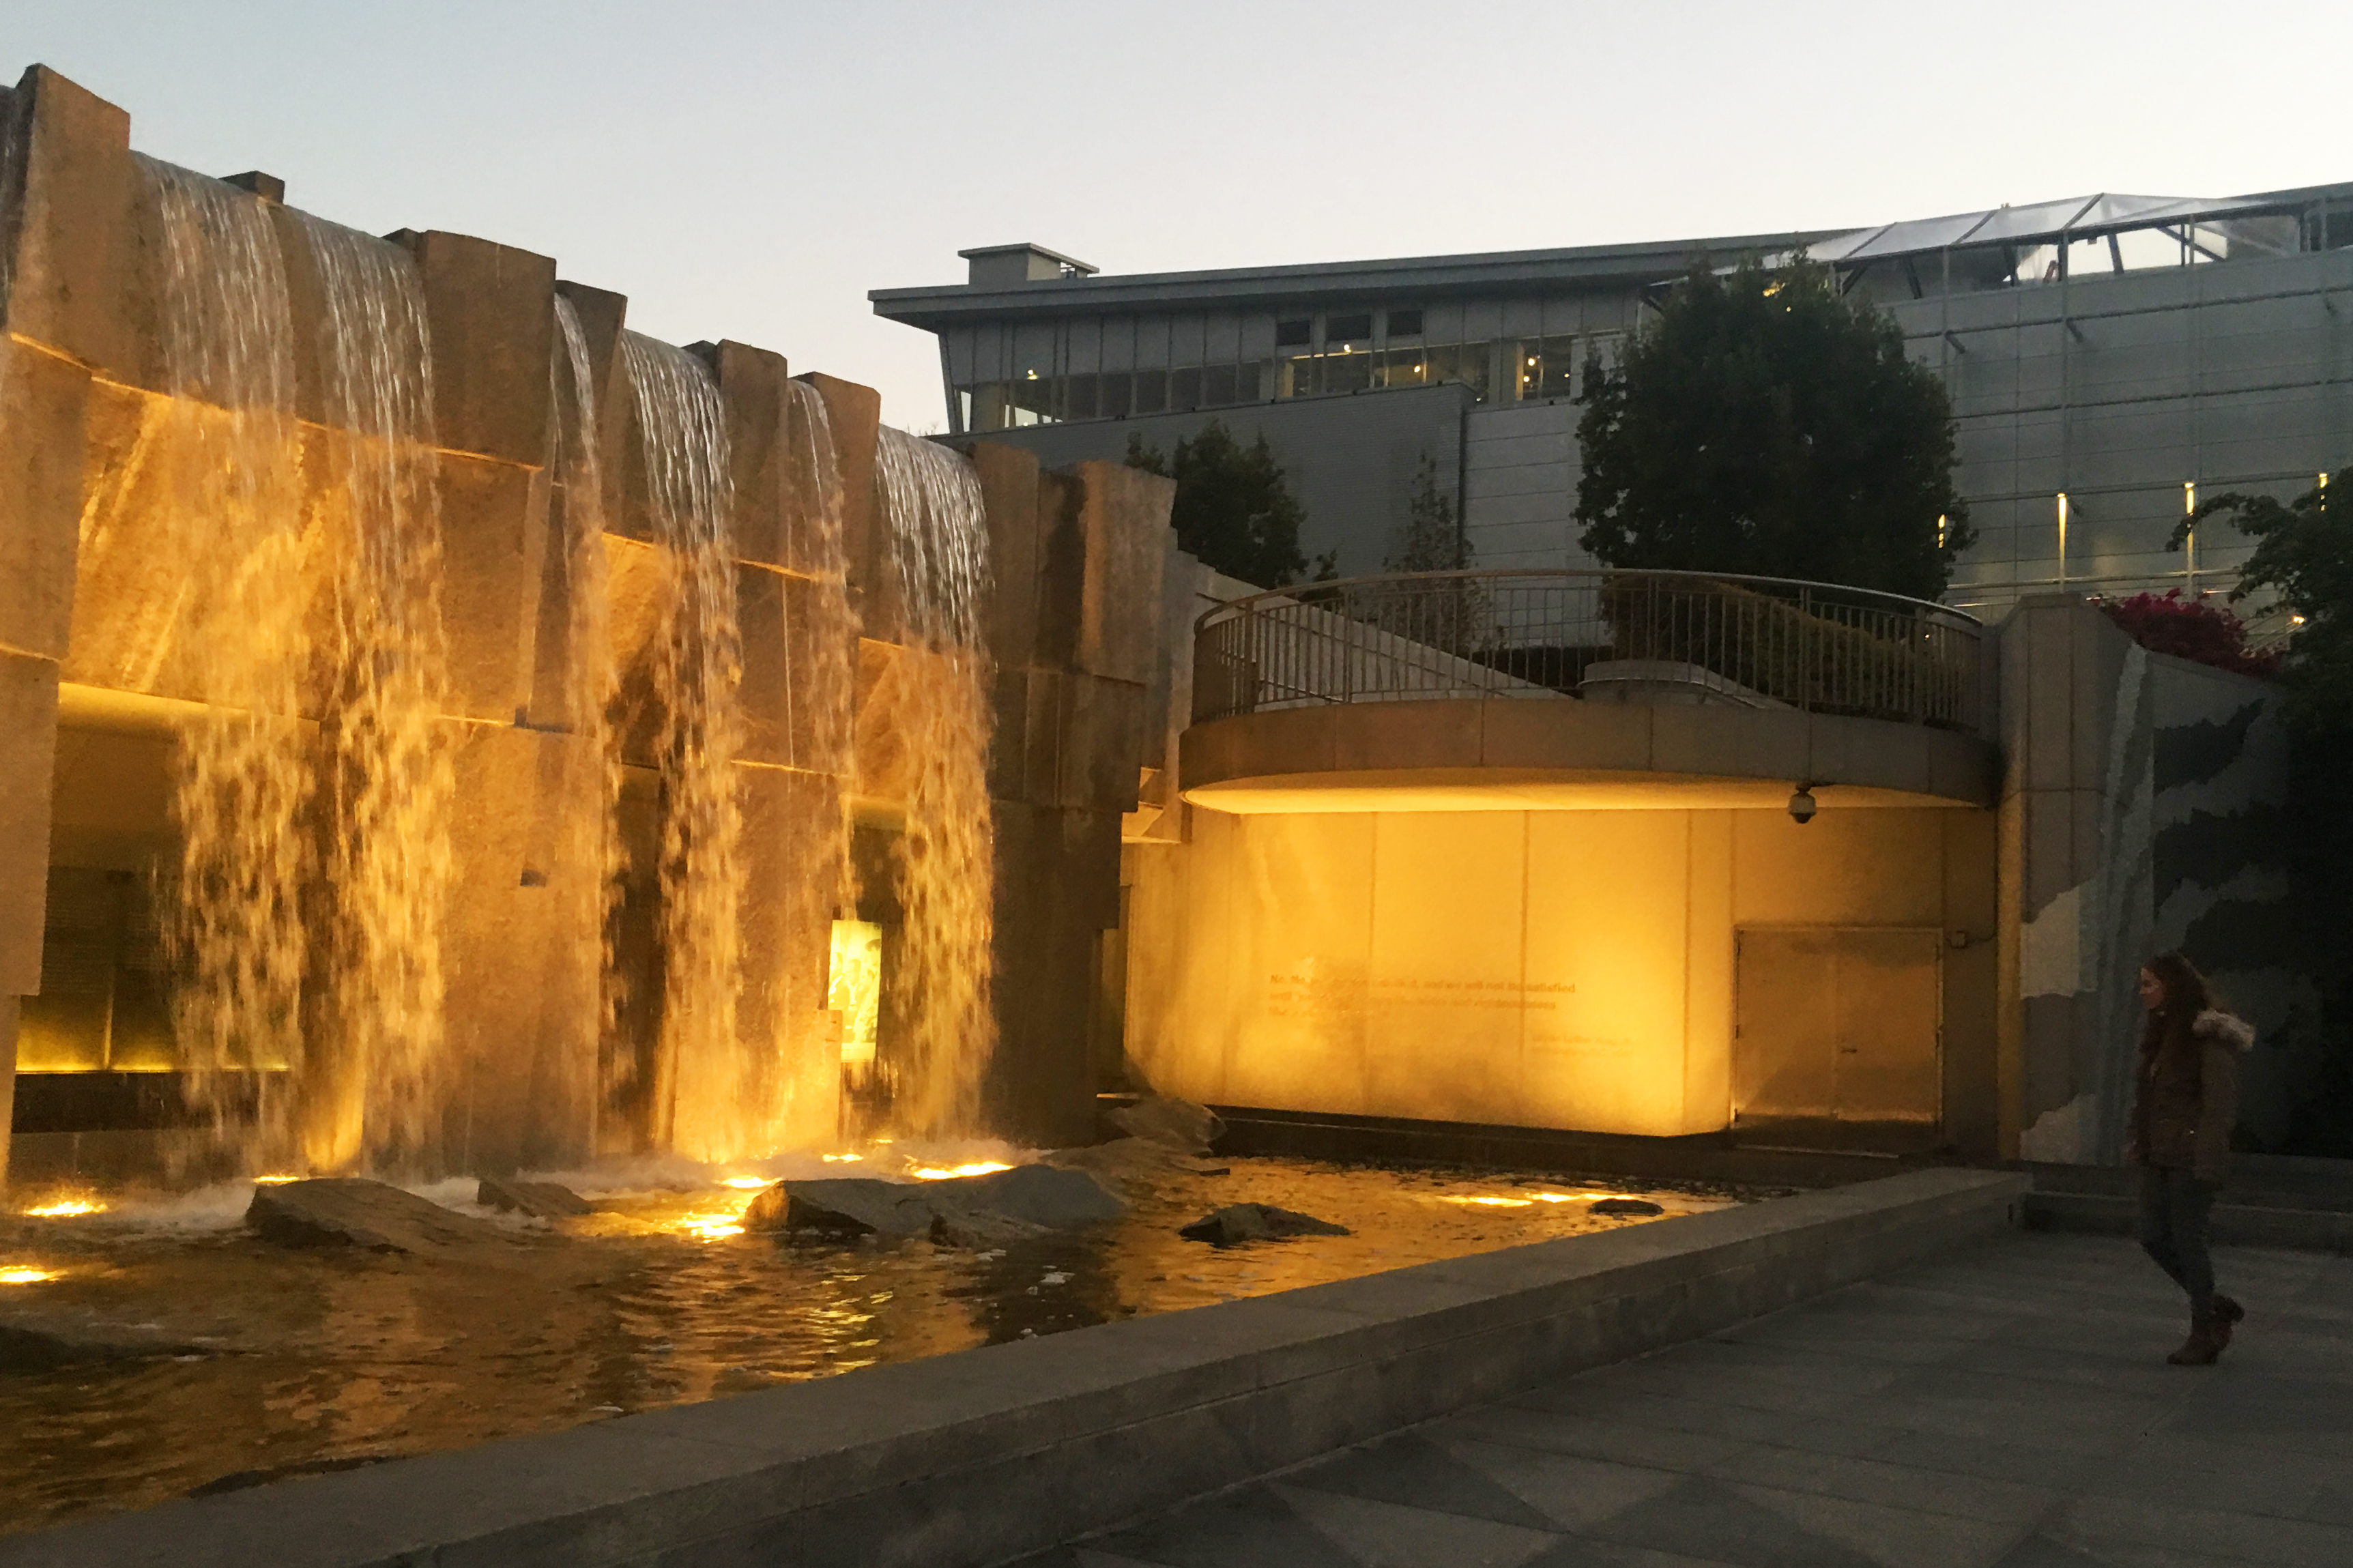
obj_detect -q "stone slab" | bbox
[2023,1189,2353,1254]
[1,1169,2027,1567]
[414,231,556,467]
[0,336,89,660]
[0,648,62,996]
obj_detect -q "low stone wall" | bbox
[4,1168,2025,1568]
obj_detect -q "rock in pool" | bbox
[476,1176,594,1219]
[1179,1203,1349,1245]
[744,1165,1125,1245]
[1589,1197,1664,1216]
[246,1177,521,1257]
[1106,1095,1225,1154]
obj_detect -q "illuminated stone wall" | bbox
[1125,804,1999,1150]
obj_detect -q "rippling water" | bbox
[0,1156,1757,1535]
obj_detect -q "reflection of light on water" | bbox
[252,1174,301,1185]
[908,1161,1011,1181]
[678,1213,746,1240]
[720,1176,770,1190]
[821,1153,861,1163]
[1529,1191,1628,1203]
[1,1266,59,1286]
[23,1200,103,1218]
[1441,1195,1534,1208]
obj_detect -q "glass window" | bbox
[1321,349,1372,394]
[1426,343,1491,403]
[1203,364,1237,405]
[1133,369,1168,415]
[1064,373,1099,421]
[1238,361,1265,402]
[1387,308,1424,338]
[1275,318,1312,347]
[1516,336,1580,400]
[1098,372,1132,418]
[1376,348,1428,388]
[1280,355,1315,398]
[1325,312,1373,345]
[1011,373,1055,423]
[1170,366,1202,409]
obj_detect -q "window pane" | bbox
[1203,364,1237,405]
[1099,372,1132,418]
[1170,366,1202,409]
[1322,349,1372,394]
[1238,361,1265,401]
[1387,308,1424,338]
[1280,355,1314,398]
[1540,336,1577,398]
[1133,369,1168,415]
[1514,339,1543,400]
[1378,347,1427,388]
[1065,373,1099,420]
[1326,312,1373,344]
[1275,318,1312,347]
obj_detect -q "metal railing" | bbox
[1192,568,1987,733]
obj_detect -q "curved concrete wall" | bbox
[1179,697,2001,814]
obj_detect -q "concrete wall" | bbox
[947,381,1471,579]
[1125,802,1998,1153]
[2000,595,2315,1165]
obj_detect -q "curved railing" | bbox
[1192,568,1987,733]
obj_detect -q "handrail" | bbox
[1190,567,1987,734]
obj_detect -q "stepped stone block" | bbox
[1073,460,1174,686]
[798,374,884,636]
[712,340,790,568]
[1,66,134,376]
[414,231,555,466]
[438,454,550,723]
[0,649,61,996]
[970,441,1041,662]
[0,336,89,662]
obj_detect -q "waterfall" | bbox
[295,213,455,1174]
[551,296,624,1142]
[131,157,311,1167]
[619,332,747,1161]
[872,427,995,1138]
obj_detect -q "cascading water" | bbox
[551,296,624,1123]
[871,427,996,1138]
[619,332,748,1161]
[295,214,455,1174]
[130,158,311,1164]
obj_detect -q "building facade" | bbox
[876,190,2353,613]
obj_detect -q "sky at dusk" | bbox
[10,1,2342,428]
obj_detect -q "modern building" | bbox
[874,188,2353,612]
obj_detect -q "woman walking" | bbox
[2127,952,2255,1365]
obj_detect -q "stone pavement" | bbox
[1017,1232,2353,1568]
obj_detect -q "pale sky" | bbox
[12,1,2343,429]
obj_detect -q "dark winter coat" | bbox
[2127,1007,2255,1182]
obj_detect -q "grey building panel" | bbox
[1101,315,1136,373]
[1462,300,1504,343]
[1134,314,1171,371]
[1012,319,1058,379]
[1239,313,1275,359]
[1205,313,1240,363]
[945,327,979,386]
[1466,489,1572,529]
[1170,314,1205,367]
[1065,317,1101,375]
[1468,463,1574,501]
[1424,302,1467,343]
[1468,431,1577,470]
[1502,297,1544,337]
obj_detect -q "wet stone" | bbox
[745,1178,940,1238]
[245,1177,521,1256]
[0,1322,218,1371]
[476,1176,594,1219]
[746,1165,1126,1244]
[1180,1203,1351,1246]
[1108,1095,1225,1154]
[1591,1198,1666,1216]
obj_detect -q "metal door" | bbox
[1734,927,1941,1126]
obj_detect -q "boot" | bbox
[2167,1317,2221,1366]
[2211,1294,2245,1350]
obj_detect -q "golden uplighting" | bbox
[677,1213,747,1241]
[1,1266,59,1286]
[908,1161,1012,1181]
[719,1176,772,1190]
[1441,1195,1534,1208]
[23,1200,104,1218]
[1529,1191,1630,1204]
[252,1174,302,1185]
[821,1152,863,1163]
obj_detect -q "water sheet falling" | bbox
[132,158,311,1164]
[871,426,996,1138]
[551,295,624,1134]
[620,332,747,1161]
[295,214,455,1174]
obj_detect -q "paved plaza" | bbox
[1020,1232,2353,1568]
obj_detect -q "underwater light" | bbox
[1442,1195,1534,1208]
[0,1266,59,1286]
[719,1177,771,1190]
[821,1153,863,1163]
[908,1161,1012,1181]
[252,1174,302,1185]
[23,1200,103,1218]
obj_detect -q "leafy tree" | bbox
[1125,420,1318,586]
[2177,471,2353,731]
[1384,453,1473,572]
[1575,256,1974,600]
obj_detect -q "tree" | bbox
[1384,453,1472,572]
[2178,471,2353,731]
[1575,256,1974,601]
[2098,590,2279,680]
[1125,420,1319,586]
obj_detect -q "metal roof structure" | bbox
[1795,189,2332,265]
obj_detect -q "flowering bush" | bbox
[2098,590,2280,678]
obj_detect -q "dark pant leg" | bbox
[2137,1165,2192,1294]
[2167,1169,2217,1321]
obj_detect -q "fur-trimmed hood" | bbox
[2193,1008,2256,1054]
